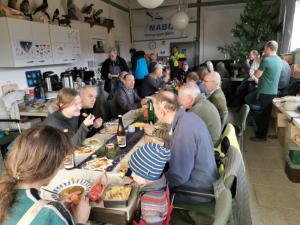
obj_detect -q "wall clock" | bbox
[148,41,157,50]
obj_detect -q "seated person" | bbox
[113,73,147,117]
[44,88,95,147]
[152,91,219,203]
[140,62,164,98]
[278,58,291,95]
[204,72,228,126]
[196,66,209,96]
[0,126,90,225]
[179,82,221,146]
[128,143,171,225]
[162,67,171,84]
[215,61,230,78]
[79,86,103,137]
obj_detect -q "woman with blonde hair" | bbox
[44,88,95,147]
[0,126,91,225]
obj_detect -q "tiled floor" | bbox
[244,125,300,225]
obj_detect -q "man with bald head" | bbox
[178,82,221,145]
[152,91,218,204]
[204,71,228,127]
[79,85,103,137]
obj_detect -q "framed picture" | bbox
[93,39,106,53]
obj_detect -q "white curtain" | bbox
[279,0,297,53]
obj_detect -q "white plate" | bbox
[83,138,103,146]
[51,178,91,201]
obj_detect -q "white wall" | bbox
[0,0,131,95]
[130,1,244,64]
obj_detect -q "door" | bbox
[170,42,197,69]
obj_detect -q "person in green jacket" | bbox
[204,71,229,128]
[0,126,91,225]
[178,81,222,146]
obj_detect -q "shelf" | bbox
[84,18,114,33]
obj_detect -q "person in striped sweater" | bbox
[128,143,171,225]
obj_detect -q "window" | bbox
[291,1,300,51]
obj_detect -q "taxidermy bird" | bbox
[0,0,24,19]
[146,11,163,21]
[20,0,29,15]
[52,8,59,21]
[67,0,83,21]
[59,15,71,27]
[93,9,103,18]
[8,0,18,10]
[81,3,93,15]
[33,0,50,20]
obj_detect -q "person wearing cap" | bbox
[128,143,171,225]
[112,73,147,117]
[140,63,164,98]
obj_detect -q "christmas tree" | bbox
[218,0,281,73]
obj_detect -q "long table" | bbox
[272,97,300,150]
[41,109,151,225]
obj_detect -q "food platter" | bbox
[83,138,103,146]
[51,178,91,201]
[82,157,113,171]
[75,146,97,154]
[103,184,132,208]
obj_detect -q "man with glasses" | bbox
[204,71,228,127]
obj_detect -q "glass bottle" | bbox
[117,115,126,148]
[148,99,156,124]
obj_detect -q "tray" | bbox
[103,184,132,208]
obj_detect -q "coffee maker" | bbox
[43,71,62,92]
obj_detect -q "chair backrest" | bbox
[238,104,250,132]
[213,188,232,225]
[217,123,240,154]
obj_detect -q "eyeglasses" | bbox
[203,80,215,83]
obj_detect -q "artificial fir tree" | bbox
[218,0,281,74]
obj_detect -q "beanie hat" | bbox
[129,143,171,181]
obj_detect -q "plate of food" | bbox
[75,146,97,154]
[83,138,103,146]
[103,184,132,208]
[101,122,118,134]
[51,178,91,202]
[82,157,113,171]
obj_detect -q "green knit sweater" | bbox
[3,189,82,225]
[189,95,222,145]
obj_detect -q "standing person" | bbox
[113,73,147,117]
[44,88,95,147]
[278,58,291,96]
[204,72,228,127]
[101,47,129,97]
[178,82,222,146]
[152,91,219,203]
[79,86,103,137]
[0,126,91,225]
[131,50,149,94]
[250,40,283,141]
[170,46,186,80]
[140,63,164,98]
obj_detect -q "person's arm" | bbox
[100,60,109,80]
[72,123,89,147]
[165,125,195,187]
[255,58,266,79]
[120,57,129,72]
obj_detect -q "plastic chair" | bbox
[234,104,250,153]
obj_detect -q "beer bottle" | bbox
[117,115,126,148]
[148,99,156,124]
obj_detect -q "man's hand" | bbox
[108,73,113,79]
[83,114,95,127]
[144,123,155,135]
[93,117,103,129]
[141,98,147,105]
